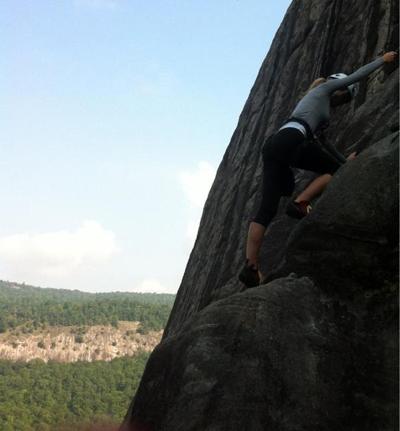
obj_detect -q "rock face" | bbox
[0,322,161,363]
[122,0,398,430]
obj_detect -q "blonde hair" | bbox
[297,77,327,102]
[307,77,326,92]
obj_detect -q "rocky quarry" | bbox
[0,322,161,363]
[121,0,399,430]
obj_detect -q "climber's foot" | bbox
[239,260,260,288]
[286,200,312,219]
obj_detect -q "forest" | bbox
[0,280,175,333]
[0,280,175,430]
[0,353,150,430]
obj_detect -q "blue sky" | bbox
[0,0,291,293]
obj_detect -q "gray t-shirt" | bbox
[291,57,385,133]
[285,57,385,163]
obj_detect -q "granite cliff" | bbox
[122,0,399,430]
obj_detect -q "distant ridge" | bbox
[0,279,176,302]
[0,279,175,337]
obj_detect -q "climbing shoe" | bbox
[286,200,312,219]
[238,260,260,288]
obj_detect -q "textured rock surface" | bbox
[0,322,161,363]
[122,0,398,429]
[163,0,398,334]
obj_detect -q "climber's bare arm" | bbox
[347,152,357,161]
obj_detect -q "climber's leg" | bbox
[245,221,266,268]
[239,130,303,287]
[240,169,291,288]
[286,174,332,218]
[239,171,280,288]
[295,173,332,202]
[245,159,286,263]
[238,221,266,287]
[286,139,342,219]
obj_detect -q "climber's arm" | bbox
[323,52,397,93]
[322,141,347,164]
[346,151,357,161]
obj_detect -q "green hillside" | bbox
[0,280,175,334]
[0,280,175,429]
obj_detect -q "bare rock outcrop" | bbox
[0,322,161,363]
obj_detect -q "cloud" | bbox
[179,161,216,208]
[0,221,119,279]
[134,278,171,294]
[178,161,216,249]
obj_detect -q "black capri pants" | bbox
[253,127,343,227]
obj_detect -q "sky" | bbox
[0,0,291,293]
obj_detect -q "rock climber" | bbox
[239,51,398,288]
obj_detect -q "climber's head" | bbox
[327,73,358,106]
